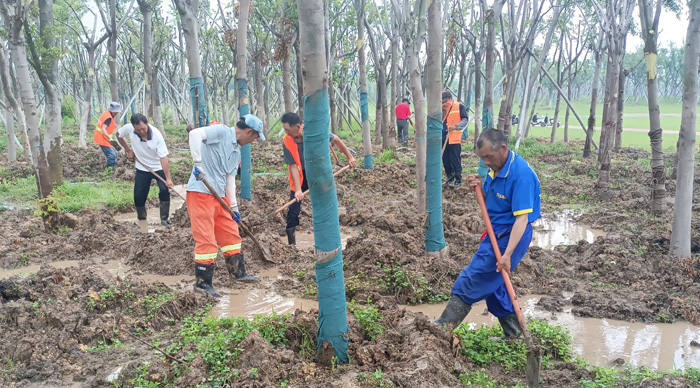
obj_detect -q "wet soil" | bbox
[1,137,699,387]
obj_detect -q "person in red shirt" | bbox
[395,98,413,147]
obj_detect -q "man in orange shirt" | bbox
[442,91,469,187]
[93,102,121,168]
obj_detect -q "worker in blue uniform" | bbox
[433,128,541,338]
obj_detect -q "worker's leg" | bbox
[133,170,152,220]
[441,130,453,184]
[154,170,171,226]
[214,198,258,282]
[482,225,533,337]
[449,143,463,185]
[286,177,309,244]
[187,192,221,297]
[100,145,117,167]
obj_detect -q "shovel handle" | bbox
[273,164,352,215]
[132,155,185,201]
[473,186,535,349]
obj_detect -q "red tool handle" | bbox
[473,186,529,337]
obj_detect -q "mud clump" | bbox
[0,264,209,387]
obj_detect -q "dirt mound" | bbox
[0,264,209,387]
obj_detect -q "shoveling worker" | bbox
[186,114,266,297]
[395,97,414,147]
[115,113,174,226]
[93,102,121,168]
[433,129,541,338]
[441,90,469,187]
[280,112,357,245]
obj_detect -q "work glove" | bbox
[193,166,204,181]
[232,210,241,224]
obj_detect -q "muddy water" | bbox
[279,223,360,252]
[113,184,187,233]
[403,296,700,371]
[532,210,604,249]
[210,267,319,319]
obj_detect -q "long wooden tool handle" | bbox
[133,155,185,201]
[198,174,261,243]
[273,164,352,215]
[474,187,535,349]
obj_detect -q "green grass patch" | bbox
[455,319,573,371]
[0,175,157,212]
[375,148,396,164]
[347,299,384,340]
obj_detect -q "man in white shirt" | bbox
[115,113,174,226]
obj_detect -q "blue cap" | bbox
[242,114,265,141]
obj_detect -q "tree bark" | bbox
[584,30,604,158]
[639,0,667,214]
[425,0,446,255]
[295,40,304,119]
[354,0,373,168]
[108,0,119,102]
[296,0,349,363]
[237,0,253,200]
[0,42,30,164]
[0,74,16,161]
[482,0,504,130]
[390,34,398,144]
[669,0,700,258]
[0,4,51,197]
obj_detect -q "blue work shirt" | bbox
[186,124,240,197]
[483,150,541,225]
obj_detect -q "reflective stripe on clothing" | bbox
[187,191,242,265]
[93,110,116,147]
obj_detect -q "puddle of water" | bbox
[211,288,318,319]
[403,296,700,371]
[532,210,604,249]
[113,184,186,233]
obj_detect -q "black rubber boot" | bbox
[194,263,221,298]
[286,227,296,245]
[432,295,472,327]
[225,254,259,282]
[451,176,462,187]
[497,313,523,339]
[136,206,147,220]
[160,201,171,227]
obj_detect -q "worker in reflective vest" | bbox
[93,102,121,168]
[441,91,469,187]
[281,112,357,245]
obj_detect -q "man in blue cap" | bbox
[186,114,266,298]
[433,128,541,338]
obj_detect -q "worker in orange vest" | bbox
[441,91,469,187]
[280,112,356,245]
[93,102,121,168]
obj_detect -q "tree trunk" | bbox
[390,36,398,144]
[525,77,542,138]
[237,0,252,200]
[295,41,304,119]
[473,54,482,144]
[639,0,667,214]
[564,74,571,142]
[614,67,627,152]
[584,31,604,158]
[482,0,504,130]
[152,65,165,133]
[0,74,16,162]
[669,0,700,258]
[282,55,293,112]
[254,51,266,127]
[0,42,30,164]
[550,44,564,143]
[425,0,446,255]
[173,0,208,127]
[354,0,373,168]
[296,0,349,363]
[3,26,52,197]
[597,45,623,190]
[108,0,119,102]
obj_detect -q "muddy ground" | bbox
[0,136,699,387]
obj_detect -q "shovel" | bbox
[267,164,352,218]
[473,185,542,387]
[194,168,276,264]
